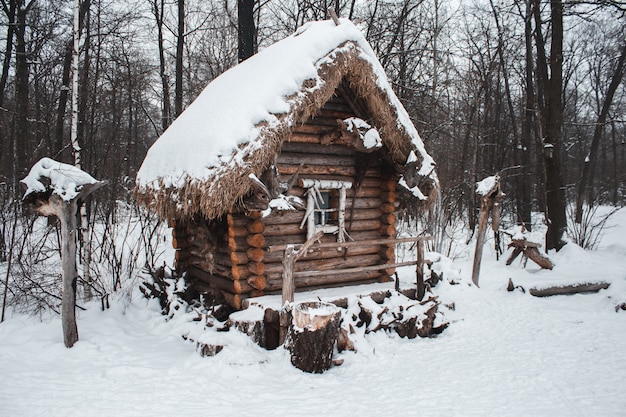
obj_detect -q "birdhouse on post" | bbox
[21,158,106,348]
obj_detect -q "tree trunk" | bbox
[151,0,171,130]
[519,0,534,231]
[574,41,626,223]
[53,0,90,161]
[0,0,16,108]
[285,301,341,373]
[237,0,255,63]
[534,0,567,251]
[13,0,35,191]
[175,0,184,117]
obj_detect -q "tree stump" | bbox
[285,301,341,373]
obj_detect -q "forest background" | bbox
[0,0,625,313]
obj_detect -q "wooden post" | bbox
[279,231,324,344]
[281,230,324,306]
[59,197,79,348]
[471,199,491,287]
[22,160,105,348]
[416,238,425,301]
[471,175,502,287]
[281,245,297,306]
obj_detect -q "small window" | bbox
[300,179,352,241]
[314,191,331,226]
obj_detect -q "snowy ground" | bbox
[1,209,626,417]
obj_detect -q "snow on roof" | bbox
[135,18,437,220]
[21,157,99,202]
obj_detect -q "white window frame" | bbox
[299,179,352,241]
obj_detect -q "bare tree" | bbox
[574,40,626,222]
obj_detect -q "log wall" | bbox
[172,89,399,309]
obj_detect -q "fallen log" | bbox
[506,238,554,270]
[529,281,610,297]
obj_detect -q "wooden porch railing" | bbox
[267,234,433,306]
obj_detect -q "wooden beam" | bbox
[292,260,420,278]
[268,236,432,253]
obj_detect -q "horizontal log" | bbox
[214,251,248,267]
[380,179,397,191]
[317,108,355,120]
[172,236,189,249]
[262,269,384,292]
[248,261,265,276]
[263,241,382,264]
[210,261,250,280]
[381,203,395,213]
[222,292,245,310]
[246,248,265,263]
[293,260,419,279]
[382,190,396,203]
[260,207,383,227]
[379,246,395,261]
[301,114,343,127]
[246,233,265,248]
[277,153,356,168]
[187,266,252,294]
[296,270,383,289]
[380,213,396,225]
[229,225,248,238]
[279,163,357,177]
[291,123,334,135]
[349,197,388,210]
[321,99,352,113]
[281,141,355,156]
[174,249,190,263]
[268,235,432,252]
[262,218,383,238]
[529,282,610,297]
[380,224,396,237]
[295,253,381,273]
[263,222,306,238]
[263,253,382,276]
[247,275,267,291]
[289,132,322,144]
[247,219,265,234]
[172,227,188,239]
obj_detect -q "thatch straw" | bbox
[134,42,438,222]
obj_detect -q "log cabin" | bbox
[135,18,438,310]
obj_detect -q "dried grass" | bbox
[134,42,438,222]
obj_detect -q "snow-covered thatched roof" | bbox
[135,19,437,221]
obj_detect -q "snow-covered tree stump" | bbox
[285,301,341,373]
[21,158,105,348]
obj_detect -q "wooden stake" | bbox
[281,231,324,306]
[328,8,340,25]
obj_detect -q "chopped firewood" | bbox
[506,237,554,270]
